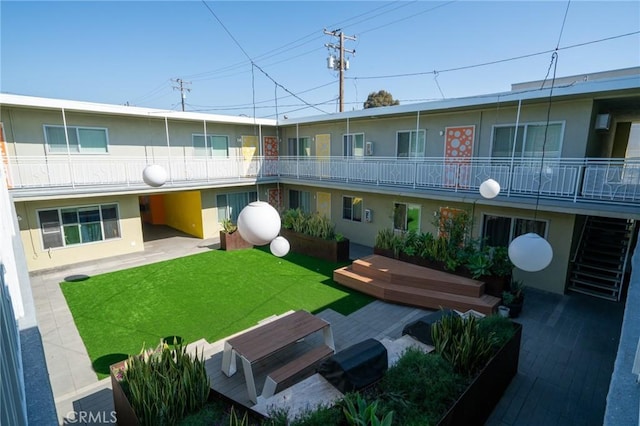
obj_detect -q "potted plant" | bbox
[110,341,210,425]
[280,209,350,262]
[219,218,253,251]
[503,279,525,318]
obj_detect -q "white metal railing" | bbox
[6,155,640,204]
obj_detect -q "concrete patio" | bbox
[29,227,627,425]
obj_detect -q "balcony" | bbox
[6,155,640,207]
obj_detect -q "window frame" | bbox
[343,133,365,157]
[36,203,121,250]
[490,121,565,160]
[44,125,110,154]
[192,134,229,158]
[396,129,426,158]
[393,202,421,232]
[481,213,549,248]
[342,195,363,222]
[216,191,258,223]
[287,137,311,157]
[289,189,311,213]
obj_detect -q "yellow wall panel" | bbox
[163,191,203,238]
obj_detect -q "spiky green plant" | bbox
[342,393,394,426]
[121,341,210,425]
[431,313,496,377]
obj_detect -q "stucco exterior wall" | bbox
[15,195,144,271]
[279,98,594,159]
[163,191,203,238]
[281,182,573,294]
[0,106,277,158]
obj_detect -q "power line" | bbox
[347,30,640,81]
[324,29,356,112]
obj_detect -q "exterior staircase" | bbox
[333,255,501,315]
[568,216,636,301]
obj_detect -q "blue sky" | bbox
[1,1,639,118]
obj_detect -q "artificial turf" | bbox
[60,247,373,379]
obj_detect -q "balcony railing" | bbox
[6,155,640,204]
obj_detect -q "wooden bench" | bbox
[261,345,334,399]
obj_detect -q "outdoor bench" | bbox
[261,344,334,399]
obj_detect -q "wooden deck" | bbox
[333,255,501,315]
[199,301,432,413]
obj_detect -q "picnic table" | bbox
[221,310,335,403]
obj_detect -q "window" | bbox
[397,130,426,158]
[342,196,362,222]
[343,133,364,157]
[287,137,311,156]
[38,204,120,249]
[482,215,547,247]
[491,122,563,159]
[289,190,311,213]
[216,191,257,223]
[193,134,229,157]
[44,125,108,154]
[393,202,421,232]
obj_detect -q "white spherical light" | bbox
[237,201,281,246]
[479,179,500,199]
[508,233,553,272]
[142,164,167,187]
[270,236,290,257]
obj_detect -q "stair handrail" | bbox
[617,220,637,302]
[571,217,590,263]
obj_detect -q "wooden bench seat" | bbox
[262,345,334,399]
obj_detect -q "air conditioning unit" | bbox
[365,141,374,156]
[595,113,610,131]
[364,208,372,223]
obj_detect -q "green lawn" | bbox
[60,248,373,378]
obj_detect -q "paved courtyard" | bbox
[29,229,625,425]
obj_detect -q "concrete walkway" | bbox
[29,228,625,425]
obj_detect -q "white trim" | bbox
[43,124,110,154]
[396,129,426,158]
[490,121,566,159]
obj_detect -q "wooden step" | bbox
[333,266,499,316]
[333,266,386,299]
[350,255,484,297]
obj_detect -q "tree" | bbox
[363,90,400,109]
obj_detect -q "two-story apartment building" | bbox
[2,67,639,300]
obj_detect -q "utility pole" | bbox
[324,29,356,112]
[171,78,191,111]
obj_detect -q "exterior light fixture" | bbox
[508,233,553,272]
[142,164,167,187]
[270,236,290,257]
[479,179,500,199]
[237,201,282,246]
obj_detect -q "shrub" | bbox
[281,209,338,240]
[341,393,393,426]
[377,348,467,425]
[431,314,496,378]
[120,342,210,426]
[374,228,395,250]
[478,314,516,350]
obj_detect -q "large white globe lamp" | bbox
[479,179,500,199]
[270,236,290,257]
[508,233,553,272]
[237,201,281,246]
[142,164,167,187]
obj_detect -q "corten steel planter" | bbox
[110,361,139,426]
[219,231,253,251]
[437,322,522,425]
[281,228,350,262]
